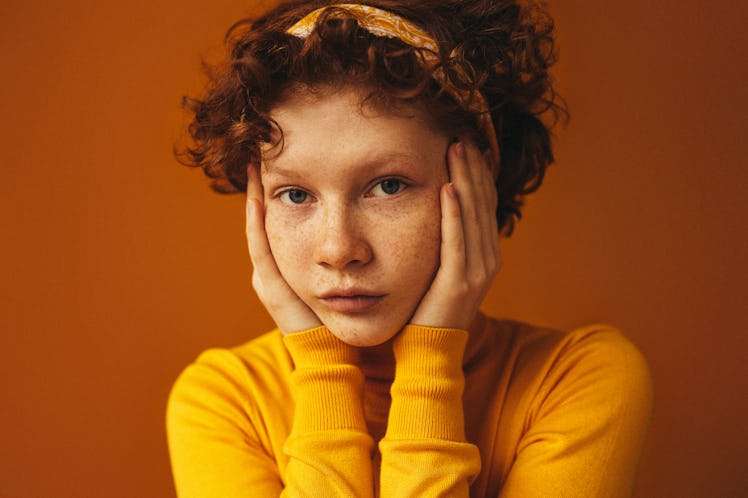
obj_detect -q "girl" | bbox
[167,1,652,496]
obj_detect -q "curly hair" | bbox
[177,0,566,236]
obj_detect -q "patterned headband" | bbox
[286,3,500,173]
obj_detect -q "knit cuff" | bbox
[387,325,469,441]
[393,325,468,376]
[284,326,366,433]
[283,326,359,368]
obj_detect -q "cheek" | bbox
[380,191,442,283]
[417,207,442,269]
[264,208,308,281]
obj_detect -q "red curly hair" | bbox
[178,0,566,235]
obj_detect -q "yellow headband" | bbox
[287,3,500,172]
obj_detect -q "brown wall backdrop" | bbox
[1,1,746,496]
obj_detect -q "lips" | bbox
[318,289,385,314]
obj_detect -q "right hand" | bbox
[245,163,322,334]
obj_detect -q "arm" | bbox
[166,328,374,498]
[282,326,374,497]
[379,141,499,496]
[379,325,481,497]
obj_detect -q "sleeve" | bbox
[166,326,374,498]
[499,327,654,498]
[379,325,482,497]
[281,326,375,497]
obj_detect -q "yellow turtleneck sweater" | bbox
[166,314,652,497]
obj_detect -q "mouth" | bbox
[318,289,386,314]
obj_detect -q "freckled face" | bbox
[261,86,450,346]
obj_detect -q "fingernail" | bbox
[446,182,457,198]
[455,142,466,159]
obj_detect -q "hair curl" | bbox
[177,0,567,236]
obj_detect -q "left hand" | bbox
[410,140,502,330]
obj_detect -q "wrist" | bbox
[393,325,468,375]
[283,326,360,368]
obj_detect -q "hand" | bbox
[245,164,322,334]
[410,141,502,330]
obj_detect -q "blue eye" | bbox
[371,179,406,196]
[280,189,309,205]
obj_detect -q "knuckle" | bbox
[486,256,500,276]
[467,268,489,289]
[493,257,503,274]
[453,280,471,298]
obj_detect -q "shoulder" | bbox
[538,323,653,407]
[482,317,653,421]
[170,329,289,390]
[558,324,652,384]
[480,319,654,495]
[488,318,650,385]
[166,329,292,431]
[166,331,293,496]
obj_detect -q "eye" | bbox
[370,178,406,197]
[279,188,309,205]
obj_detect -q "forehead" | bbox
[270,84,437,135]
[263,85,448,171]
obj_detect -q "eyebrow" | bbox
[262,163,304,179]
[263,151,421,178]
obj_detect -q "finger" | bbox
[245,163,282,284]
[470,146,500,273]
[463,143,496,269]
[245,163,265,266]
[482,158,501,271]
[452,140,498,285]
[482,149,499,215]
[437,182,466,283]
[480,148,500,270]
[245,197,286,296]
[448,142,482,272]
[247,162,263,203]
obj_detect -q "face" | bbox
[259,86,450,346]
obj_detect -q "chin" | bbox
[324,315,404,347]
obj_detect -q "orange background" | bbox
[1,1,746,497]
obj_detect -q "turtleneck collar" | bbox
[357,312,491,381]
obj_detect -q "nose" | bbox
[313,203,373,270]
